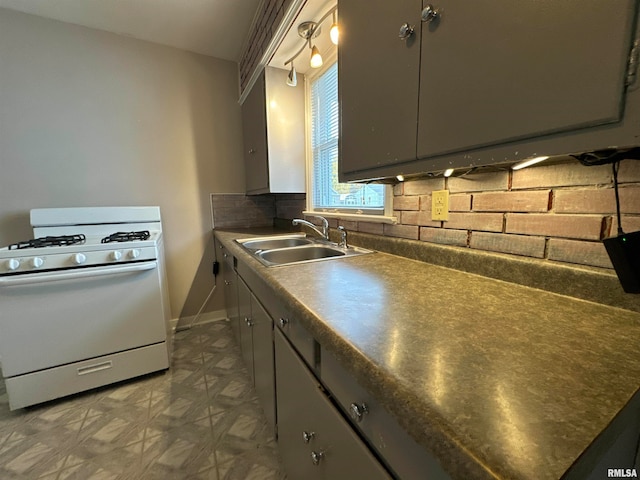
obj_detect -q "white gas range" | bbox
[0,207,172,410]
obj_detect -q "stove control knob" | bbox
[6,259,20,271]
[72,253,87,265]
[31,257,44,268]
[110,251,122,261]
[128,249,141,259]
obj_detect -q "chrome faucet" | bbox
[292,215,329,241]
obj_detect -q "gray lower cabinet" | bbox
[250,294,276,433]
[339,0,640,181]
[236,277,276,432]
[275,329,391,480]
[217,241,240,342]
[237,278,253,382]
[224,248,444,479]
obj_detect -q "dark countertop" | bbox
[214,228,640,480]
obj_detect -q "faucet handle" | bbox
[309,214,328,227]
[309,215,329,240]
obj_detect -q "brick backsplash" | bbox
[324,159,640,270]
[213,163,637,270]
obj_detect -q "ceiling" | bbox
[0,0,263,61]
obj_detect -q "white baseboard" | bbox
[174,309,227,331]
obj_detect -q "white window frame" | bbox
[304,52,396,224]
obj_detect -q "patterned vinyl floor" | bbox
[0,321,286,479]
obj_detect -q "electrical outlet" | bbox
[432,190,449,221]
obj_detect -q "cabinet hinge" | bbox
[626,39,640,86]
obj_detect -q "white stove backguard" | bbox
[31,206,162,237]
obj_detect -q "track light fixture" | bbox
[283,5,338,85]
[330,11,339,45]
[310,45,323,68]
[286,63,297,86]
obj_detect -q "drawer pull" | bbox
[349,402,369,422]
[245,317,254,327]
[310,450,324,466]
[77,361,113,376]
[279,317,289,328]
[302,430,315,444]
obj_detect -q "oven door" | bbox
[0,261,167,378]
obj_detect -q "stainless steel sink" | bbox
[258,245,345,264]
[235,234,372,267]
[237,234,313,251]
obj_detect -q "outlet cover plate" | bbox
[432,190,449,221]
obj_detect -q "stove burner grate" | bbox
[8,234,87,250]
[101,230,151,243]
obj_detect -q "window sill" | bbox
[303,210,398,224]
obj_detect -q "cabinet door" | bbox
[242,72,269,194]
[275,331,391,480]
[218,244,240,343]
[339,0,422,176]
[417,0,638,158]
[225,269,241,343]
[237,278,254,382]
[251,294,276,432]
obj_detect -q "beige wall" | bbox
[0,8,246,318]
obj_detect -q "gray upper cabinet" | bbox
[339,0,640,181]
[339,0,422,176]
[241,67,306,195]
[242,72,270,194]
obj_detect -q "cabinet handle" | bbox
[77,361,112,376]
[279,317,289,328]
[398,23,415,40]
[224,280,231,286]
[421,4,440,23]
[249,148,256,154]
[349,402,369,423]
[310,450,324,466]
[245,317,254,327]
[302,431,315,444]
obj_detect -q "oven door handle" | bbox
[0,261,158,286]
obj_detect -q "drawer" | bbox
[321,347,451,480]
[274,309,316,369]
[4,343,169,410]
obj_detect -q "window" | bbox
[307,62,393,220]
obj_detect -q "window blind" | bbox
[310,63,385,213]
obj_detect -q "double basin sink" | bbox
[236,234,372,267]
